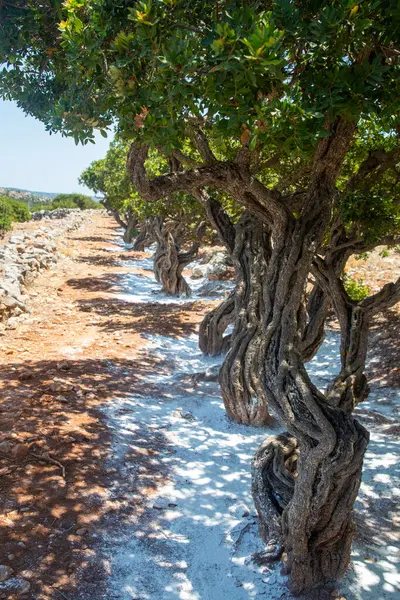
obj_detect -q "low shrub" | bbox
[52,193,100,210]
[31,194,100,212]
[7,198,31,222]
[0,197,12,236]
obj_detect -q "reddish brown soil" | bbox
[0,214,398,599]
[0,215,212,599]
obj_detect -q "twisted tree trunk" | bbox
[110,208,126,230]
[122,211,138,244]
[198,291,235,356]
[313,254,400,412]
[219,211,274,425]
[253,230,400,594]
[133,217,156,250]
[201,197,275,423]
[298,282,330,362]
[108,206,138,244]
[245,118,376,593]
[152,217,199,296]
[249,211,370,593]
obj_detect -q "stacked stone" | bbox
[30,207,82,221]
[0,213,86,329]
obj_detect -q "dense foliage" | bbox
[4,196,31,222]
[1,2,398,147]
[0,197,13,235]
[31,193,100,211]
[1,1,398,242]
[0,195,31,235]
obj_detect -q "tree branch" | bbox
[361,276,400,316]
[201,193,236,253]
[190,127,217,164]
[277,164,310,192]
[346,147,400,190]
[171,149,200,168]
[309,118,358,192]
[251,154,280,175]
[127,141,290,228]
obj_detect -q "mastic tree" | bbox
[79,140,141,241]
[81,139,205,292]
[1,0,400,594]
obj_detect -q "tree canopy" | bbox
[2,1,399,241]
[1,1,399,149]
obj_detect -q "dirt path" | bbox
[0,215,398,600]
[0,215,212,600]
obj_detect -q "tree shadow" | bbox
[75,255,120,267]
[66,274,124,293]
[73,235,113,244]
[0,355,178,599]
[76,296,204,337]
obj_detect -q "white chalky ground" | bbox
[100,231,399,600]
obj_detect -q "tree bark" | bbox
[107,206,138,244]
[133,217,156,251]
[298,282,330,363]
[313,255,400,412]
[219,211,274,425]
[249,212,370,594]
[253,226,399,593]
[152,217,199,296]
[122,210,138,244]
[246,119,373,594]
[252,432,297,552]
[198,291,235,356]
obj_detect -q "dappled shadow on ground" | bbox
[75,254,120,268]
[66,274,124,293]
[99,332,400,600]
[353,430,400,544]
[75,296,207,337]
[71,235,116,244]
[74,250,149,268]
[0,354,178,600]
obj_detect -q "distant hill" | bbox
[0,186,57,205]
[2,186,58,198]
[0,187,101,206]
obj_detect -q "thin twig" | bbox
[30,452,66,478]
[232,522,251,551]
[54,589,69,600]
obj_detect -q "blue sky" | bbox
[0,100,111,194]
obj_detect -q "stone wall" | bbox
[31,208,84,221]
[0,212,88,329]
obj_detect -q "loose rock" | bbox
[0,566,14,582]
